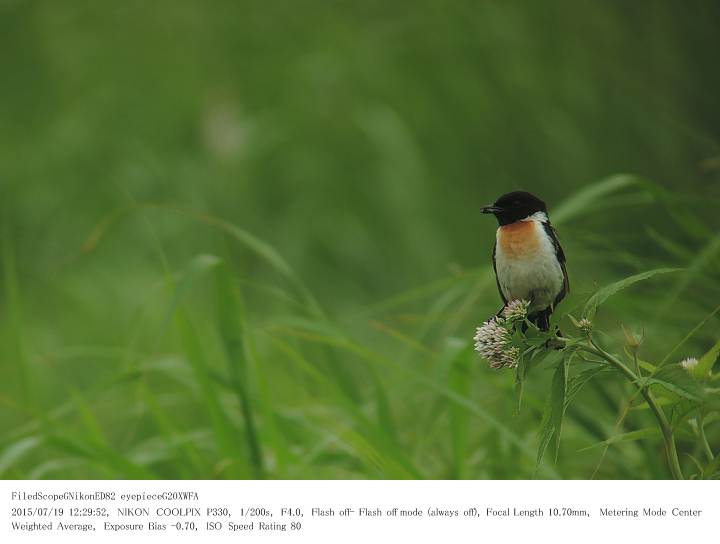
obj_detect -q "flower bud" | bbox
[622,325,642,350]
[577,318,593,334]
[502,299,530,323]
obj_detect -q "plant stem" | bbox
[640,388,684,480]
[572,337,684,480]
[698,415,715,463]
[632,350,641,377]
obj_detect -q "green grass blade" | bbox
[140,384,207,478]
[0,436,42,477]
[214,264,265,478]
[662,232,720,310]
[373,376,399,447]
[177,311,244,477]
[2,230,32,406]
[276,323,559,477]
[551,174,640,226]
[583,267,683,319]
[194,212,325,318]
[579,428,661,451]
[265,334,423,479]
[158,254,222,343]
[448,345,473,479]
[68,389,156,478]
[658,302,720,367]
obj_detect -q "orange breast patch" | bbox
[498,221,539,257]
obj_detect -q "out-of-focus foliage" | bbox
[1,1,719,479]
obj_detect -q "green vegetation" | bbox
[1,1,719,479]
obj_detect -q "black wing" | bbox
[492,241,507,305]
[542,221,569,307]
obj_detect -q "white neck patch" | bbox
[521,211,548,223]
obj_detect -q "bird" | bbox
[481,191,568,331]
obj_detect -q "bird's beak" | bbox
[481,204,502,214]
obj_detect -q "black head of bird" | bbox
[481,191,548,226]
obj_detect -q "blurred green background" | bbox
[1,0,719,479]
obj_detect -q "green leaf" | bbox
[552,356,570,457]
[646,365,704,402]
[692,339,720,381]
[662,233,720,311]
[447,344,473,479]
[638,359,657,373]
[643,378,703,402]
[659,303,720,367]
[583,267,683,319]
[0,436,42,476]
[198,214,325,318]
[566,314,580,328]
[536,410,553,472]
[2,231,32,405]
[514,351,527,414]
[536,356,569,468]
[579,428,661,451]
[551,174,640,226]
[214,264,265,478]
[630,396,673,411]
[158,254,222,343]
[177,311,244,476]
[566,366,612,405]
[703,451,720,479]
[266,335,423,479]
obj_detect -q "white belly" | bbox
[495,223,563,312]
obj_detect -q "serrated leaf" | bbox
[649,365,705,402]
[536,357,568,468]
[566,366,612,406]
[514,351,528,413]
[692,339,720,381]
[583,268,683,319]
[639,359,657,373]
[536,409,554,471]
[643,378,703,402]
[534,349,565,370]
[629,396,673,411]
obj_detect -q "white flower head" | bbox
[578,318,593,333]
[474,317,519,369]
[680,357,698,371]
[502,299,530,323]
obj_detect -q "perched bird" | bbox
[481,191,568,331]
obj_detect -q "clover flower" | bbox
[473,317,519,369]
[502,299,530,323]
[680,357,698,371]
